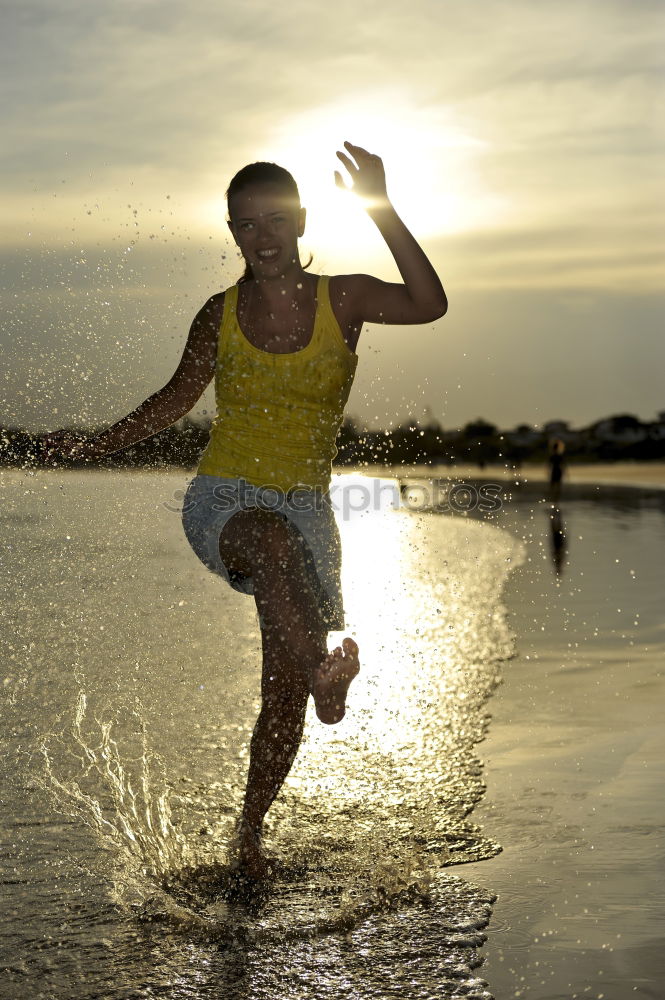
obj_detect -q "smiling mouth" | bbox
[256,248,280,261]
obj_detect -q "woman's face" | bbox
[228,182,306,278]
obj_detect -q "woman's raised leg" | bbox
[218,508,358,878]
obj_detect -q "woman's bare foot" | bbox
[312,637,360,724]
[236,820,271,881]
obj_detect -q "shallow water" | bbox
[1,468,522,999]
[1,468,663,998]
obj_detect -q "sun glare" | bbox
[200,95,506,269]
[260,96,506,263]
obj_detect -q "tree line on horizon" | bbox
[1,412,664,470]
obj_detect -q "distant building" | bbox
[648,412,665,441]
[589,415,648,445]
[542,420,583,445]
[505,424,542,448]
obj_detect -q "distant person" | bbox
[549,505,567,575]
[40,142,447,880]
[548,437,566,502]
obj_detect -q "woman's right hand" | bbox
[39,430,98,465]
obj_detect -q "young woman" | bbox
[42,142,447,879]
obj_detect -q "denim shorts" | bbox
[181,474,345,631]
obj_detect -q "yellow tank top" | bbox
[196,275,358,492]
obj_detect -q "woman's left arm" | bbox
[334,141,448,325]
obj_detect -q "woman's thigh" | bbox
[182,475,344,630]
[220,509,327,689]
[219,508,321,624]
[218,507,300,577]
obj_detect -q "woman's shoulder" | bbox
[328,273,371,294]
[327,273,374,303]
[327,273,374,323]
[324,275,372,352]
[196,289,224,323]
[198,284,240,318]
[203,281,242,302]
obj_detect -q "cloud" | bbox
[3,0,659,179]
[1,0,663,431]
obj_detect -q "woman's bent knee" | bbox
[219,508,303,577]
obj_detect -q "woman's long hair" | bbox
[226,162,312,282]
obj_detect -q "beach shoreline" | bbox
[359,460,665,490]
[433,469,664,997]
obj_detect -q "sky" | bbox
[1,0,663,434]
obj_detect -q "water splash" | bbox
[26,478,526,973]
[36,683,471,947]
[39,688,192,888]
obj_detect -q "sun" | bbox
[257,95,506,265]
[198,94,507,270]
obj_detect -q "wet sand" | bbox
[473,525,664,998]
[393,463,665,998]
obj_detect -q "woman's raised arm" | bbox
[334,141,447,327]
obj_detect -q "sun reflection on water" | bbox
[280,474,525,869]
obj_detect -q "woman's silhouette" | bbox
[41,142,447,878]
